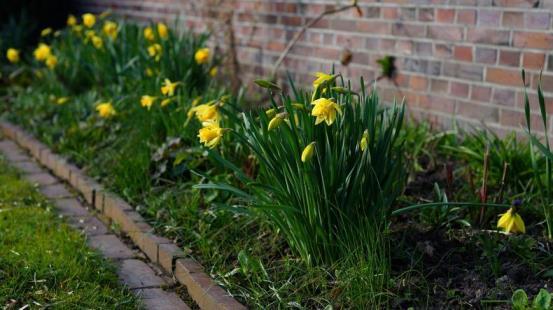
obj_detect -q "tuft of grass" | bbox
[0,158,139,308]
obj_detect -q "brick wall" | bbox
[77,0,553,136]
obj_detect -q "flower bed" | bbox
[1,12,553,308]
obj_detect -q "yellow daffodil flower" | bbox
[103,21,118,40]
[360,130,369,152]
[145,68,154,77]
[265,108,277,118]
[301,142,316,163]
[192,104,220,122]
[6,48,19,63]
[157,22,169,40]
[268,113,286,131]
[82,13,96,28]
[161,98,172,107]
[96,102,116,118]
[56,97,70,105]
[192,97,201,107]
[92,36,103,49]
[498,208,526,234]
[34,43,51,61]
[160,78,179,96]
[45,55,57,69]
[194,48,210,64]
[41,28,53,37]
[140,95,156,110]
[144,26,155,42]
[311,98,341,126]
[198,121,223,148]
[148,43,162,62]
[67,14,77,26]
[209,67,218,77]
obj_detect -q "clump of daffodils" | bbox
[148,43,162,62]
[497,200,526,234]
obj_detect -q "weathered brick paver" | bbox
[11,161,44,174]
[117,259,166,289]
[40,184,74,199]
[138,288,191,310]
[68,216,109,236]
[24,172,59,186]
[52,198,90,218]
[88,234,135,260]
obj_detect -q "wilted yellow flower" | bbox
[161,98,172,107]
[96,102,116,118]
[360,130,369,152]
[92,36,103,49]
[198,121,223,148]
[140,95,156,110]
[209,67,218,77]
[498,208,526,234]
[56,97,70,105]
[160,78,178,96]
[144,26,155,42]
[82,13,96,28]
[103,21,118,40]
[34,43,51,61]
[6,48,19,63]
[268,113,286,131]
[301,142,316,163]
[313,72,334,89]
[194,48,210,64]
[192,97,201,107]
[311,98,341,126]
[157,22,169,40]
[41,28,53,37]
[67,14,78,26]
[148,43,162,61]
[192,104,220,122]
[45,55,57,69]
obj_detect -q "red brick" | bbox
[525,12,551,30]
[450,82,470,98]
[486,67,521,86]
[467,28,510,45]
[428,25,463,41]
[436,9,455,23]
[430,79,449,94]
[457,9,476,25]
[381,7,398,19]
[475,47,497,64]
[477,10,501,27]
[522,52,546,70]
[458,101,499,123]
[454,46,473,62]
[419,8,434,22]
[502,11,523,27]
[471,85,492,102]
[513,31,553,49]
[409,75,428,91]
[499,50,520,67]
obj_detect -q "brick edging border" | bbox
[0,121,246,310]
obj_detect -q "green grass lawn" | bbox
[0,157,139,309]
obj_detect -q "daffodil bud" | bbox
[265,108,277,118]
[267,113,286,131]
[360,130,369,152]
[301,142,316,163]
